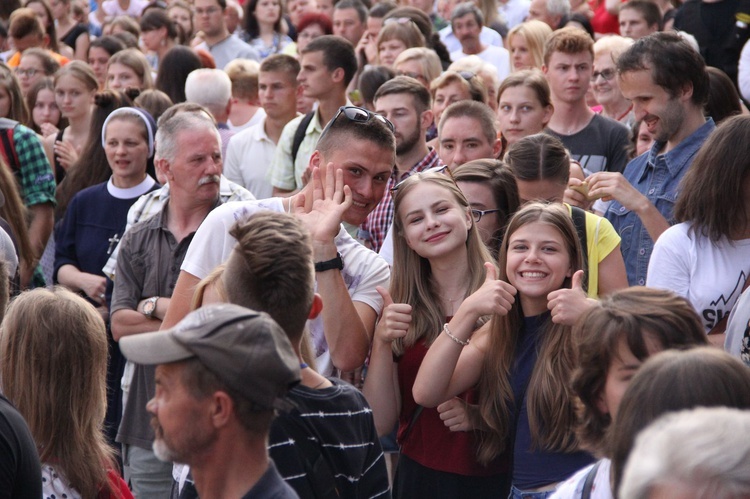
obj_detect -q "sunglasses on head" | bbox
[319,106,395,141]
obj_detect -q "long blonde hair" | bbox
[0,288,118,497]
[390,172,495,356]
[477,202,582,463]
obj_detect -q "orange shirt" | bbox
[6,49,69,68]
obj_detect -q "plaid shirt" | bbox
[12,124,55,207]
[359,148,442,253]
[102,175,254,279]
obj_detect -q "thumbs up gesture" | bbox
[460,262,517,319]
[374,286,413,345]
[547,270,598,326]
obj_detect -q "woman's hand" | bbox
[80,273,108,306]
[375,286,412,345]
[54,140,80,170]
[547,270,598,325]
[460,263,516,319]
[438,397,474,432]
[39,122,60,138]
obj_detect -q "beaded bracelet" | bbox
[443,323,469,346]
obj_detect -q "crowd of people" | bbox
[1,0,750,497]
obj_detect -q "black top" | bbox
[0,394,42,499]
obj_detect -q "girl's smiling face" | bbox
[505,221,572,315]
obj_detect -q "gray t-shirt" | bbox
[547,113,631,174]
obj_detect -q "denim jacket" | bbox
[606,118,716,285]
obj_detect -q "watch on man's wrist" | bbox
[314,253,344,272]
[142,296,159,318]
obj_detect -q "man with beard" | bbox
[578,32,714,286]
[110,112,242,497]
[120,303,301,499]
[360,76,442,253]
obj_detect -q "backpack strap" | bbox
[570,206,589,294]
[291,112,315,165]
[581,460,602,499]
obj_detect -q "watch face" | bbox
[144,300,156,314]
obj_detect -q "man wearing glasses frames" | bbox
[360,76,443,253]
[163,104,396,379]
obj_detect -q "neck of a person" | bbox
[165,194,216,243]
[229,100,259,128]
[429,247,471,306]
[461,39,485,55]
[601,97,631,122]
[192,437,269,499]
[157,39,175,60]
[317,93,348,126]
[259,22,276,39]
[204,27,230,46]
[396,139,429,176]
[265,110,297,144]
[548,98,594,135]
[296,348,333,389]
[118,0,131,8]
[664,105,707,154]
[111,172,147,189]
[67,111,92,144]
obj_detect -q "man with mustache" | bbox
[109,110,252,498]
[448,3,510,81]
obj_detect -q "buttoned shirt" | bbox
[605,118,716,286]
[102,175,254,279]
[359,148,442,253]
[268,110,323,191]
[224,116,286,199]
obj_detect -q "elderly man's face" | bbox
[148,362,216,464]
[163,126,222,203]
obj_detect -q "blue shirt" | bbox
[605,118,716,286]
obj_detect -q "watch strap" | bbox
[314,253,344,272]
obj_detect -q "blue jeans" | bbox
[508,485,557,499]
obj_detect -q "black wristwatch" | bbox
[315,253,344,272]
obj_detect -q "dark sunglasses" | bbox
[391,165,454,192]
[319,106,395,141]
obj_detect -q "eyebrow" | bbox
[404,200,449,218]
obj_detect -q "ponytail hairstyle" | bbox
[477,202,583,463]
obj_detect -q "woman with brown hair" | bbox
[52,0,90,60]
[0,287,133,497]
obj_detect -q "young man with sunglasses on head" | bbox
[162,105,396,378]
[543,27,630,175]
[269,35,358,199]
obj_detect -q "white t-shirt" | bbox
[228,107,267,133]
[224,117,276,200]
[550,459,612,499]
[647,222,750,332]
[181,198,391,375]
[450,45,511,81]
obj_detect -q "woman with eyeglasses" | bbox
[363,171,511,498]
[591,36,634,127]
[14,48,60,97]
[453,159,520,257]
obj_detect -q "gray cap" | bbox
[120,303,300,410]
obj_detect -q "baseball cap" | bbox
[120,303,301,410]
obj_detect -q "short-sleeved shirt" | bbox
[224,116,287,199]
[180,198,391,375]
[113,202,214,448]
[605,119,716,286]
[269,111,323,191]
[546,114,630,174]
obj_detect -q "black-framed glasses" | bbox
[471,208,500,222]
[591,68,616,82]
[391,165,453,192]
[319,106,395,141]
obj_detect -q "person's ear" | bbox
[308,293,323,320]
[420,109,434,131]
[492,137,503,158]
[309,150,321,169]
[210,391,234,428]
[331,67,345,84]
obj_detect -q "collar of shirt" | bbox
[638,118,716,183]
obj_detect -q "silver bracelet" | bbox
[443,323,469,346]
